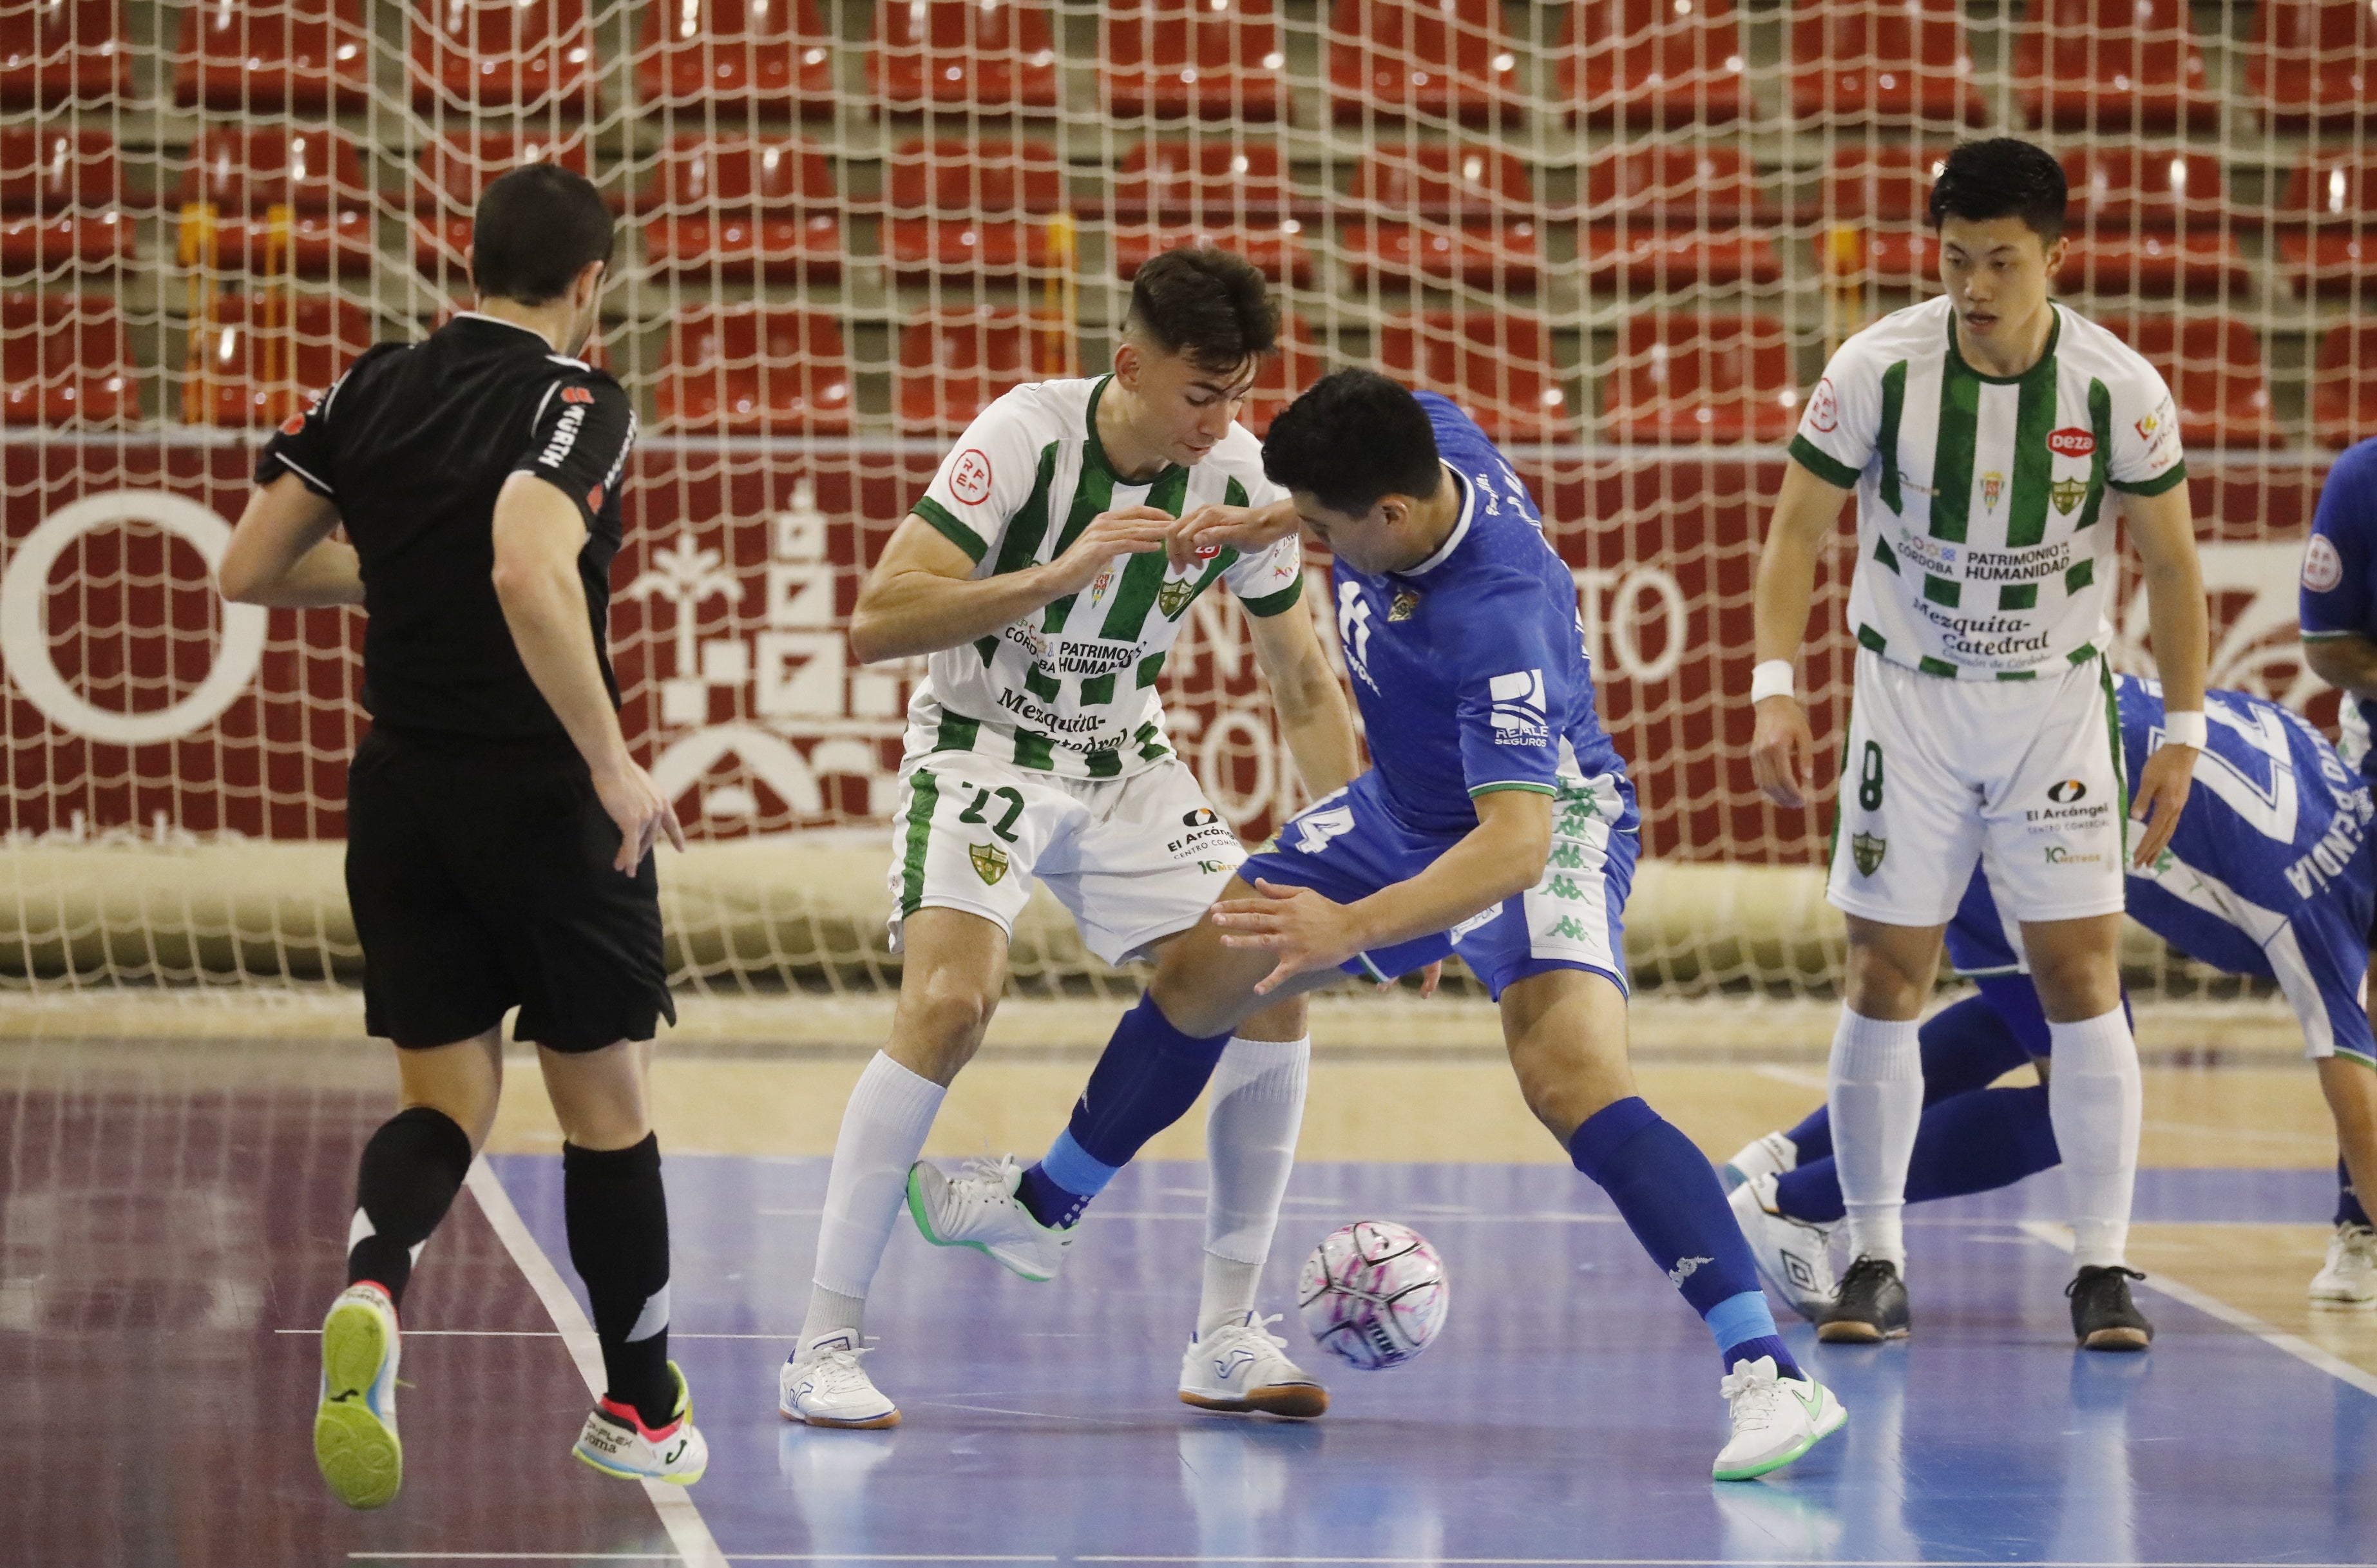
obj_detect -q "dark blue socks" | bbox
[1568,1096,1802,1381]
[1785,986,2041,1164]
[2340,1158,2370,1229]
[1778,1084,2060,1223]
[1017,994,1234,1229]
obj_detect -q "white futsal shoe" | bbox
[1721,1131,1800,1194]
[1728,1172,1840,1321]
[780,1331,901,1428]
[1713,1355,1847,1482]
[1178,1312,1330,1419]
[573,1362,709,1486]
[906,1154,1075,1282]
[2310,1222,2377,1308]
[314,1282,403,1509]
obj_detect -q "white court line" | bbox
[2016,1218,2377,1399]
[350,1556,1055,1563]
[278,1329,795,1341]
[1752,1064,1830,1091]
[754,1209,1621,1224]
[462,1162,730,1568]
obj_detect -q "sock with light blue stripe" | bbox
[1017,994,1234,1229]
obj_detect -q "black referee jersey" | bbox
[256,311,636,751]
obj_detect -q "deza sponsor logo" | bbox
[2048,426,2096,459]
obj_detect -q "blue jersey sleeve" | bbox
[1451,578,1574,801]
[2301,439,2377,638]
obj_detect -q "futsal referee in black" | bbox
[218,163,706,1507]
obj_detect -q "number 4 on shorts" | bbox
[1293,805,1357,855]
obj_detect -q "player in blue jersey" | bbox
[900,370,1847,1480]
[1723,674,2377,1315]
[2297,434,2377,1305]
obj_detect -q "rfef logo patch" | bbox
[2048,427,2095,458]
[950,448,994,506]
[560,386,595,405]
[1807,378,1839,434]
[2304,534,2344,593]
[586,485,605,512]
[279,412,307,435]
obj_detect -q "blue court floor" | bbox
[438,1156,2374,1566]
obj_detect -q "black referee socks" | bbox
[564,1134,677,1429]
[348,1104,475,1308]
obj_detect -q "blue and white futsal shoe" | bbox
[1728,1172,1840,1321]
[1721,1131,1799,1194]
[2311,1222,2377,1308]
[905,1154,1074,1282]
[780,1331,901,1428]
[573,1362,708,1485]
[1713,1355,1847,1482]
[1178,1311,1329,1419]
[314,1281,403,1509]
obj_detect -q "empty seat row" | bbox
[4,1,2372,127]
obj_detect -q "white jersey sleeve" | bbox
[1789,335,1887,491]
[2104,358,2188,495]
[912,395,1049,568]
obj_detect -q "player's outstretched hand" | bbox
[1167,501,1299,571]
[1379,960,1443,998]
[592,758,687,874]
[1041,505,1174,597]
[2129,741,2197,868]
[1750,694,1818,810]
[1212,877,1364,995]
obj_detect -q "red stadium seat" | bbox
[1562,0,1750,129]
[1812,146,1949,286]
[177,126,372,281]
[869,1,1059,114]
[2010,0,2217,132]
[409,131,595,276]
[2094,313,2283,448]
[2248,0,2377,131]
[1,126,136,271]
[1375,311,1571,443]
[2314,323,2377,450]
[638,137,843,283]
[884,139,1065,280]
[1243,314,1322,434]
[655,307,854,434]
[1599,312,1798,445]
[1110,141,1310,285]
[2056,146,2249,297]
[0,0,131,106]
[1328,0,1522,127]
[0,291,136,424]
[411,0,598,113]
[1577,146,1780,291]
[181,292,373,427]
[1343,142,1542,291]
[175,0,368,112]
[635,0,835,120]
[897,308,1060,434]
[1788,0,1983,126]
[1102,0,1288,122]
[2277,153,2377,300]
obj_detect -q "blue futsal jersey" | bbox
[1946,675,2376,1066]
[2299,437,2377,783]
[1243,394,1639,999]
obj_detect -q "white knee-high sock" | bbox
[1199,1034,1309,1333]
[2048,1008,2141,1270]
[801,1051,946,1345]
[1828,1009,1925,1269]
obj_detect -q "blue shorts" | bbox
[1239,769,1637,1002]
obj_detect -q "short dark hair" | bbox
[1123,247,1279,374]
[1928,138,2069,244]
[470,162,616,305]
[1262,370,1441,517]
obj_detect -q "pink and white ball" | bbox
[1296,1220,1450,1370]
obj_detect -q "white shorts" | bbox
[1826,648,2125,928]
[884,749,1246,966]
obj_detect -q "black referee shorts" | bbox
[344,727,676,1052]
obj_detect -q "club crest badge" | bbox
[1851,832,1887,877]
[1088,566,1113,606]
[1981,472,2003,512]
[1389,587,1420,622]
[1158,577,1197,618]
[2052,477,2086,515]
[969,843,1009,885]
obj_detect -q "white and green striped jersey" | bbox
[904,374,1306,779]
[1790,297,2187,681]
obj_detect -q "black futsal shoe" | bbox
[1817,1256,1911,1343]
[2068,1265,2154,1352]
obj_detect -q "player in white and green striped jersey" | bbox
[1750,140,2210,1351]
[775,249,1362,1429]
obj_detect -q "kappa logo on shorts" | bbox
[1489,669,1549,745]
[1851,832,1887,876]
[2047,779,2089,803]
[969,842,1009,885]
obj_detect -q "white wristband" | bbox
[2161,710,2207,750]
[1750,660,1796,704]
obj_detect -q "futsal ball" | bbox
[1296,1219,1449,1370]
